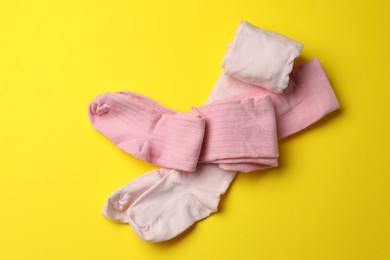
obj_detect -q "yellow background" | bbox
[1,0,389,259]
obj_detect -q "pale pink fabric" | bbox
[222,21,303,93]
[89,91,279,173]
[105,165,235,242]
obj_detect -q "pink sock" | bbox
[103,58,340,242]
[89,91,279,172]
[88,91,206,172]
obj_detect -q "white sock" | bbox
[126,165,235,242]
[102,168,170,223]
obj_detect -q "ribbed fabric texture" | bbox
[208,57,340,139]
[88,91,206,172]
[222,21,303,93]
[194,95,279,172]
[89,91,280,172]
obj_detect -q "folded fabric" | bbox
[89,91,279,172]
[103,58,340,242]
[194,95,278,171]
[222,21,303,93]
